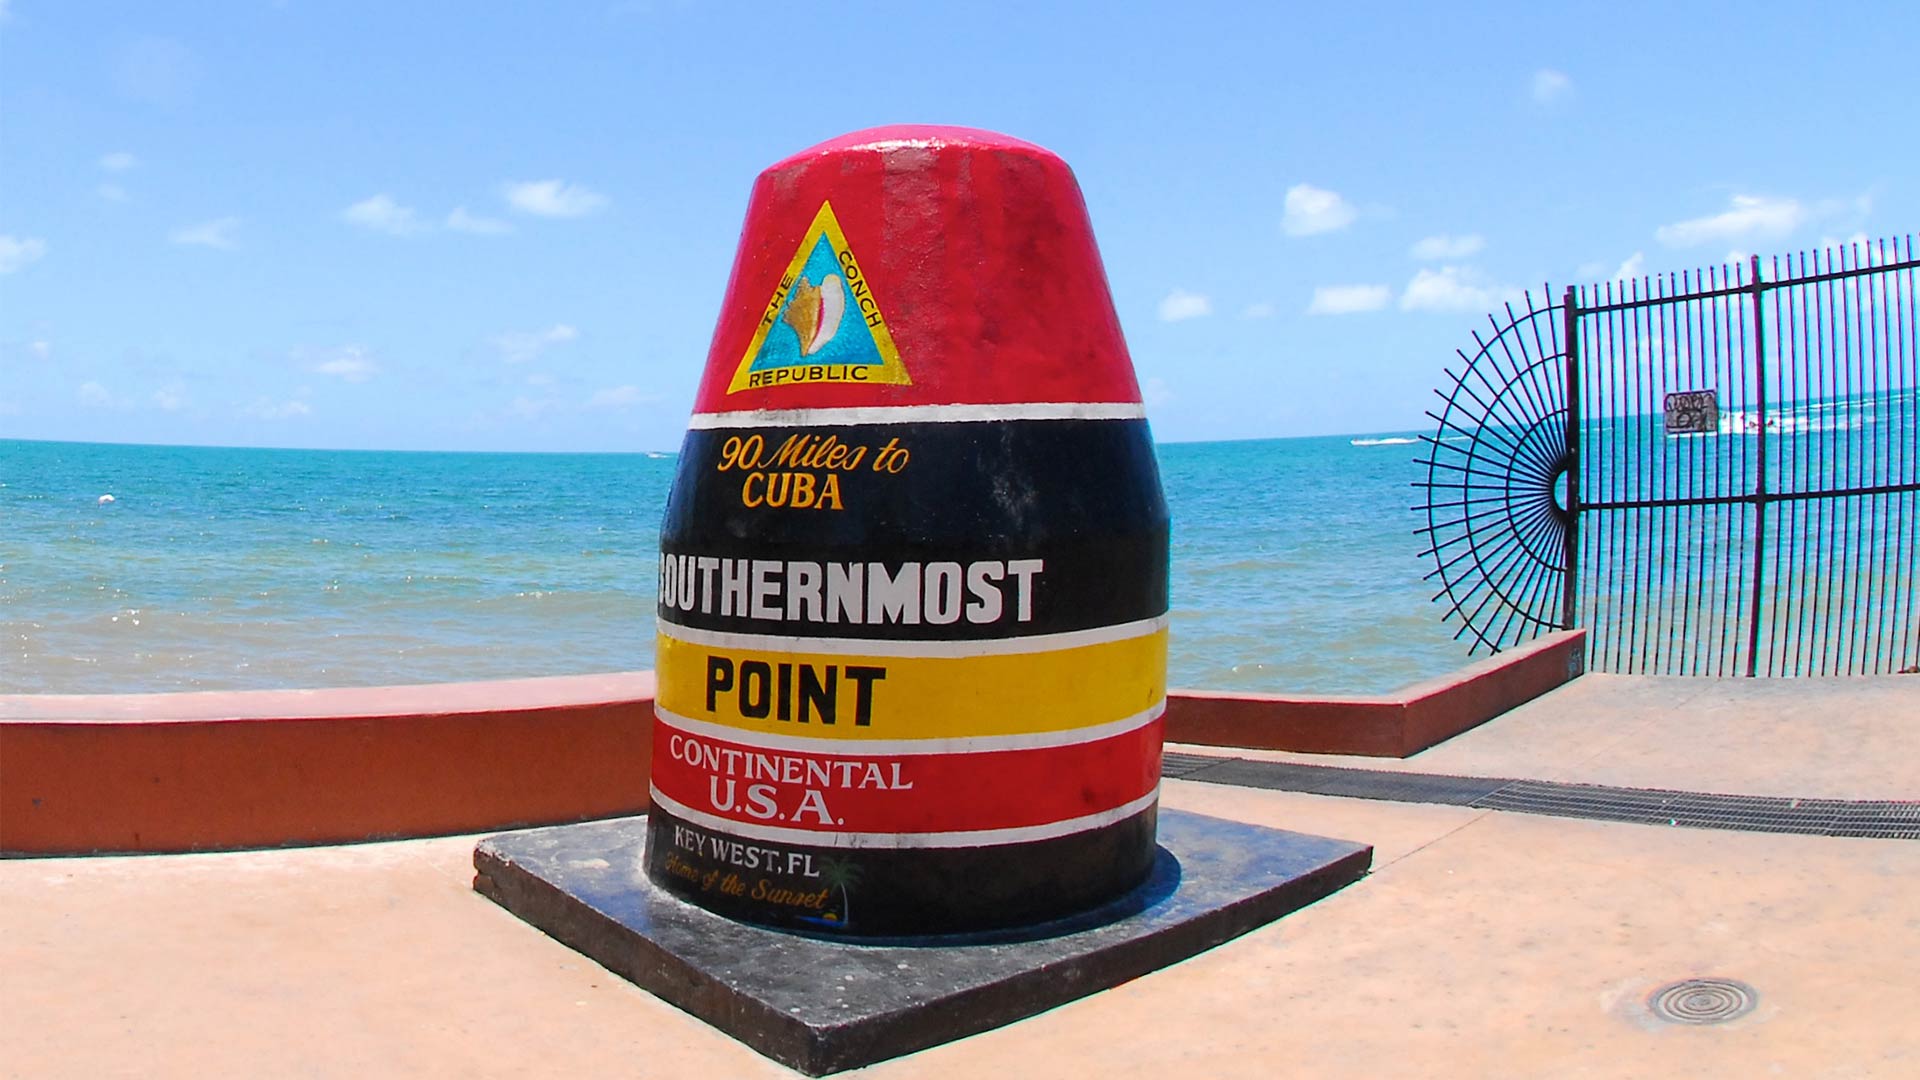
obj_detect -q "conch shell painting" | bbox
[781,273,846,356]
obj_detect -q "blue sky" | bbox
[1,1,1910,452]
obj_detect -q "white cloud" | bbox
[308,345,379,382]
[1614,252,1646,280]
[0,234,47,272]
[1531,69,1573,105]
[29,340,51,360]
[503,179,608,218]
[1241,301,1276,319]
[507,395,558,419]
[1157,289,1212,322]
[1410,233,1485,260]
[1400,266,1522,313]
[1282,183,1357,236]
[114,37,199,107]
[446,206,512,235]
[1818,231,1899,267]
[1307,284,1392,315]
[494,323,579,364]
[341,194,425,236]
[1810,192,1874,229]
[151,384,188,411]
[1655,194,1805,248]
[169,217,241,249]
[76,380,154,411]
[587,384,651,409]
[241,397,312,420]
[95,153,137,202]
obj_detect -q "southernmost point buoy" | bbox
[472,125,1366,1071]
[646,126,1169,935]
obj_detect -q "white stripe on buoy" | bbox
[685,401,1148,429]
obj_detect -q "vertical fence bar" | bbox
[1897,235,1910,671]
[1780,250,1808,676]
[1866,241,1890,672]
[1820,245,1835,672]
[1629,275,1651,671]
[1720,265,1751,672]
[1606,280,1628,673]
[1901,236,1913,671]
[1744,254,1770,677]
[1839,246,1864,674]
[1684,276,1708,674]
[1656,273,1682,674]
[1562,286,1581,633]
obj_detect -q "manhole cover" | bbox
[1647,978,1757,1024]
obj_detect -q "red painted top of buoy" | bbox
[690,125,1140,414]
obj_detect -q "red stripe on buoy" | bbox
[650,714,1162,838]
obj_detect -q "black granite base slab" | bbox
[472,810,1371,1076]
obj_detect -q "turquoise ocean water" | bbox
[0,435,1475,696]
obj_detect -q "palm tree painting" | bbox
[815,856,863,929]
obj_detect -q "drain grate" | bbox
[1648,978,1757,1024]
[1160,755,1920,839]
[1471,782,1920,839]
[1160,752,1228,779]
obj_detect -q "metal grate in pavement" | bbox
[1161,753,1920,839]
[1160,752,1230,779]
[1648,978,1758,1025]
[1474,782,1920,838]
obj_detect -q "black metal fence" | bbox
[1417,235,1919,676]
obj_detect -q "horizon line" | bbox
[0,427,1433,456]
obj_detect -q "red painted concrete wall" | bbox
[0,674,654,856]
[2,637,1583,856]
[1162,631,1587,758]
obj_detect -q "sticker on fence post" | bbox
[646,125,1170,937]
[1664,389,1720,435]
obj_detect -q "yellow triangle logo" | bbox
[727,202,910,394]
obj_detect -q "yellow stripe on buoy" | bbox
[655,627,1167,742]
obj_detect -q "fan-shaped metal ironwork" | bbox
[1414,290,1574,655]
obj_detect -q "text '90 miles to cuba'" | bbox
[711,431,909,512]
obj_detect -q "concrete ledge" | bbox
[2,636,1583,856]
[0,673,655,856]
[1164,630,1586,758]
[474,809,1373,1075]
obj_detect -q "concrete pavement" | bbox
[4,673,1917,1077]
[1185,673,1920,800]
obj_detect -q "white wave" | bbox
[1717,409,1876,436]
[1350,436,1418,447]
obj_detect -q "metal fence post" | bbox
[1744,254,1769,677]
[1561,286,1581,633]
